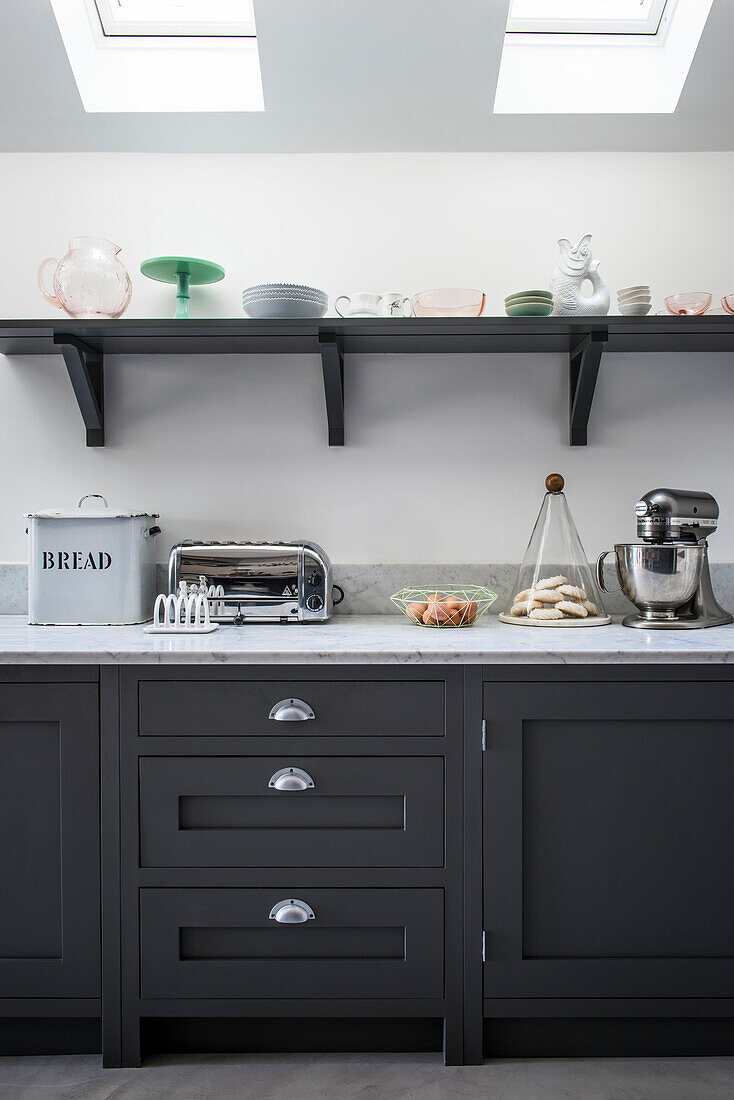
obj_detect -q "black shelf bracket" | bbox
[54,334,105,447]
[569,328,607,446]
[318,330,345,446]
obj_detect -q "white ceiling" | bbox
[0,0,732,152]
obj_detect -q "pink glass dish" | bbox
[412,288,486,317]
[664,293,712,316]
[721,295,734,315]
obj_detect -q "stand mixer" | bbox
[597,488,733,629]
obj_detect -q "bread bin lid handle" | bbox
[25,493,159,520]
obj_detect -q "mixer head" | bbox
[634,488,719,544]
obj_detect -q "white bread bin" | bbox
[26,495,160,625]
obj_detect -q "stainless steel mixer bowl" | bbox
[596,543,705,620]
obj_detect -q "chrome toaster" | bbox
[168,540,337,623]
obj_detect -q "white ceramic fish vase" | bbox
[550,234,610,317]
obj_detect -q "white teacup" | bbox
[378,292,412,318]
[335,292,381,317]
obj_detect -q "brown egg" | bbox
[423,601,453,626]
[406,601,427,623]
[457,600,478,624]
[443,597,463,610]
[426,592,442,603]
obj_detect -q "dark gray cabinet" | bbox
[483,678,734,1005]
[0,678,100,1006]
[116,666,464,1068]
[6,660,734,1065]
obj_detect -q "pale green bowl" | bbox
[505,289,553,305]
[505,301,554,317]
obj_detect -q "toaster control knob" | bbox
[307,571,322,587]
[306,593,324,613]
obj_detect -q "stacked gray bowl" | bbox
[242,283,328,318]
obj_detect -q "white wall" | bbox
[2,150,734,563]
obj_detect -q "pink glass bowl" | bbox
[412,288,486,317]
[721,295,734,315]
[664,293,712,316]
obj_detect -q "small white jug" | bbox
[334,292,382,317]
[378,292,412,318]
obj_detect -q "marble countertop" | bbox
[1,614,734,664]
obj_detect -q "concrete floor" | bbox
[0,1054,734,1099]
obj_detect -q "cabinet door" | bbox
[0,683,100,998]
[483,680,734,1000]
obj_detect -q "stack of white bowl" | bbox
[617,285,651,316]
[242,283,328,319]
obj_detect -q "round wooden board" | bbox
[498,613,612,628]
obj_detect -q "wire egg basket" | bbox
[391,584,497,628]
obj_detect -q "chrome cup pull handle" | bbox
[269,767,315,791]
[269,899,315,923]
[596,549,621,593]
[268,698,315,722]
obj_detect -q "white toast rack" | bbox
[143,582,219,634]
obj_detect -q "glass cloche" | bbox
[499,474,611,627]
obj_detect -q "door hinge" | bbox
[482,930,486,963]
[481,719,486,750]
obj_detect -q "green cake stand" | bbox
[140,256,225,319]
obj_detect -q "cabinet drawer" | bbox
[138,680,445,738]
[140,756,444,868]
[140,888,444,1000]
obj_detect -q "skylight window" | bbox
[495,0,713,114]
[506,0,669,35]
[93,0,256,38]
[49,0,263,112]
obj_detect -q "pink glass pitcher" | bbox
[38,237,132,319]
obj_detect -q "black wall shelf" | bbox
[1,316,734,448]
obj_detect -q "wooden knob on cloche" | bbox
[545,473,565,494]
